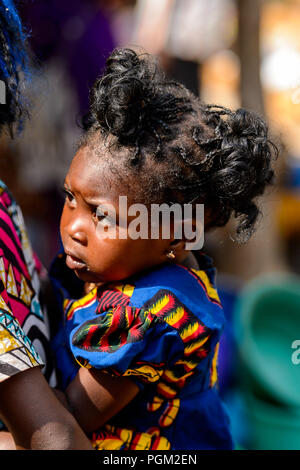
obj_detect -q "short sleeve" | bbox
[0,305,44,383]
[70,305,184,387]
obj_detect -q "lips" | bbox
[65,251,87,270]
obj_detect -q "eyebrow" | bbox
[63,179,73,193]
[64,178,118,210]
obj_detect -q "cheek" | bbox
[86,233,168,281]
[59,205,68,239]
[92,237,127,264]
[89,238,134,278]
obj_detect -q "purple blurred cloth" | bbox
[21,0,115,112]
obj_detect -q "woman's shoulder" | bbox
[0,179,40,277]
[0,179,30,252]
[0,179,17,212]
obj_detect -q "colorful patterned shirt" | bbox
[0,180,56,386]
[50,250,233,450]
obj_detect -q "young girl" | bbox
[50,47,277,450]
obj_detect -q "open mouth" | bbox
[65,253,87,270]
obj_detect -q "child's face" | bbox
[60,145,178,284]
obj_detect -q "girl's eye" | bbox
[63,188,75,203]
[92,207,115,226]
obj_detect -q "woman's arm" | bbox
[0,367,93,450]
[0,431,16,450]
[63,367,139,433]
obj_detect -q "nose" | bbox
[64,210,88,246]
[71,230,88,245]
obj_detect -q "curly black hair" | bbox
[82,48,278,244]
[0,0,29,135]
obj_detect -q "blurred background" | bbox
[1,0,300,450]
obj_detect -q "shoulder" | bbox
[0,179,33,265]
[0,180,20,222]
[125,253,225,332]
[0,181,18,234]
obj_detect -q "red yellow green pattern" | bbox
[51,251,233,450]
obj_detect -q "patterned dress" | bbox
[50,250,233,450]
[0,180,56,387]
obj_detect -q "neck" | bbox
[179,252,200,270]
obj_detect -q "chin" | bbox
[74,269,99,283]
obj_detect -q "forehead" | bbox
[66,143,128,201]
[66,136,170,207]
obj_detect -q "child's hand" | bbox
[83,282,105,295]
[83,282,97,295]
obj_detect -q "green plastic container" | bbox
[234,274,300,407]
[244,393,300,450]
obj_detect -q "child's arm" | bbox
[62,367,139,433]
[0,367,94,450]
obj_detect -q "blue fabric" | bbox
[50,251,233,450]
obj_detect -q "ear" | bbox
[165,239,188,264]
[166,217,204,262]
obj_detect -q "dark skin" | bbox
[0,367,93,449]
[0,140,208,445]
[60,145,191,284]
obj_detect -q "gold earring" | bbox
[166,250,175,259]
